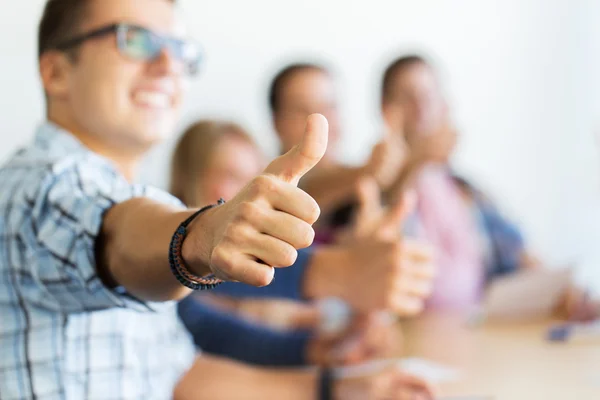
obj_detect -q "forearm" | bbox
[301,165,366,216]
[302,246,351,302]
[178,296,309,367]
[174,355,318,400]
[100,198,213,302]
[520,251,542,270]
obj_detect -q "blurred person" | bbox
[268,63,407,238]
[380,54,598,316]
[0,0,435,399]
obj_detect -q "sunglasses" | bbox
[55,23,202,76]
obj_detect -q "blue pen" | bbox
[547,321,600,342]
[547,289,600,342]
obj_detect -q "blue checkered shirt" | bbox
[0,122,195,399]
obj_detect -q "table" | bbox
[401,313,600,400]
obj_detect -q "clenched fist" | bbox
[183,114,328,287]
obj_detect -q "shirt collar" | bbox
[33,120,89,157]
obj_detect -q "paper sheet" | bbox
[481,267,572,321]
[334,357,461,383]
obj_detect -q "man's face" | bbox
[385,63,446,140]
[273,69,340,158]
[46,0,188,151]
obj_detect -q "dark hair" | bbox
[268,63,328,114]
[38,0,176,58]
[381,54,427,104]
[38,0,89,58]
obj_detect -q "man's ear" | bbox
[39,51,73,100]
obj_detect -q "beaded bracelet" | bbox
[168,199,225,290]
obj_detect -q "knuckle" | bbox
[211,245,235,278]
[224,222,247,243]
[252,174,278,196]
[238,201,261,222]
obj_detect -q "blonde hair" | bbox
[170,120,259,206]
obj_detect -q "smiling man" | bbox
[0,0,328,397]
[0,1,435,399]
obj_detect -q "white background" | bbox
[1,0,599,290]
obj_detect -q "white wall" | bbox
[1,0,598,289]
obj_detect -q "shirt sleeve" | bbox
[177,296,310,367]
[469,185,526,280]
[22,158,183,313]
[211,247,313,301]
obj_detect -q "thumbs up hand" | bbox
[327,178,435,315]
[353,177,416,242]
[186,114,328,287]
[365,130,407,190]
[335,177,415,244]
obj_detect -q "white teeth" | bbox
[134,91,170,108]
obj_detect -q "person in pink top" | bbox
[412,165,485,310]
[380,54,600,318]
[379,55,495,311]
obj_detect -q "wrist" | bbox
[359,162,377,181]
[180,206,219,277]
[317,368,334,400]
[331,378,345,400]
[303,246,352,301]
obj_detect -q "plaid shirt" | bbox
[0,122,195,400]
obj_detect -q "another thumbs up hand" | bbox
[336,177,416,244]
[328,178,435,315]
[354,177,416,241]
[365,129,407,190]
[184,114,328,287]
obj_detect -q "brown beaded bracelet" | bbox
[168,199,225,290]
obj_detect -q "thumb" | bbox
[378,189,417,237]
[264,114,329,185]
[378,125,392,144]
[356,176,382,222]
